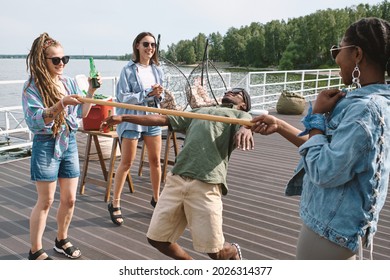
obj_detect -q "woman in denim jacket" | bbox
[108,32,164,226]
[250,17,390,259]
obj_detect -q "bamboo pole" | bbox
[78,97,254,127]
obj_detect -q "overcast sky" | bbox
[0,0,384,55]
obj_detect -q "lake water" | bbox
[0,58,250,108]
[0,58,146,107]
[0,58,147,162]
[0,58,210,162]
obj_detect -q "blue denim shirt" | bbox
[286,84,390,252]
[115,60,164,140]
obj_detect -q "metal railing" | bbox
[245,68,343,109]
[0,69,342,154]
[0,76,118,154]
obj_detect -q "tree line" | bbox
[150,1,390,70]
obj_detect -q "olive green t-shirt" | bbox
[168,106,251,195]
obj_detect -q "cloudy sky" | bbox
[0,0,383,55]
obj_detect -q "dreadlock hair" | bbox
[132,32,160,66]
[343,17,390,77]
[25,32,66,136]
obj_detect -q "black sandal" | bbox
[150,197,157,208]
[53,238,81,259]
[108,202,124,226]
[28,249,52,260]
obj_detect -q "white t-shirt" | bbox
[136,63,156,90]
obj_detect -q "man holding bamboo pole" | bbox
[100,88,253,260]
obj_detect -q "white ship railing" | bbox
[0,69,342,154]
[244,68,343,109]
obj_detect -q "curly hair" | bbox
[25,32,67,136]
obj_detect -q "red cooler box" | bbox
[83,98,113,133]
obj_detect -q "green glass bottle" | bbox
[89,57,100,88]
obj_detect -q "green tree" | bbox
[223,27,247,66]
[155,1,389,69]
[176,40,196,64]
[379,0,390,20]
[192,33,207,61]
[279,42,300,70]
[165,44,178,63]
[208,32,224,61]
[245,29,265,67]
[264,20,287,66]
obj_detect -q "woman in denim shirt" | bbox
[250,17,390,259]
[23,33,101,259]
[108,32,164,226]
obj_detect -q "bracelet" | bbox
[298,102,326,136]
[85,90,94,98]
[60,98,66,109]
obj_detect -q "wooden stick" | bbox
[78,97,254,127]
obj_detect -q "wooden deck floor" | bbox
[0,111,389,260]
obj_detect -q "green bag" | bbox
[276,90,305,115]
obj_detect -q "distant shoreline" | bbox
[0,56,270,71]
[0,54,121,60]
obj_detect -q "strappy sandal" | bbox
[28,249,52,260]
[53,238,81,259]
[108,202,124,226]
[231,243,243,260]
[150,197,157,208]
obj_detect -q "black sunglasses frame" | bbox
[141,42,156,48]
[225,88,244,96]
[329,45,356,60]
[46,56,70,65]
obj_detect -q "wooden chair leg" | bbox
[172,131,179,157]
[161,130,172,183]
[79,134,92,195]
[93,135,108,181]
[126,172,135,193]
[104,138,118,202]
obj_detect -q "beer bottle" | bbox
[89,57,100,88]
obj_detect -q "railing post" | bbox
[284,72,287,90]
[5,110,10,138]
[227,73,231,89]
[111,77,116,99]
[246,72,251,95]
[263,72,267,105]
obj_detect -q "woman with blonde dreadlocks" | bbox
[22,32,101,260]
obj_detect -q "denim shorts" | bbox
[30,133,80,181]
[122,126,161,139]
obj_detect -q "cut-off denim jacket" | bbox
[286,84,390,255]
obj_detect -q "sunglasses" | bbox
[330,45,356,60]
[141,42,156,48]
[46,56,70,65]
[225,88,243,96]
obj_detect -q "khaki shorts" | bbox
[146,173,224,253]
